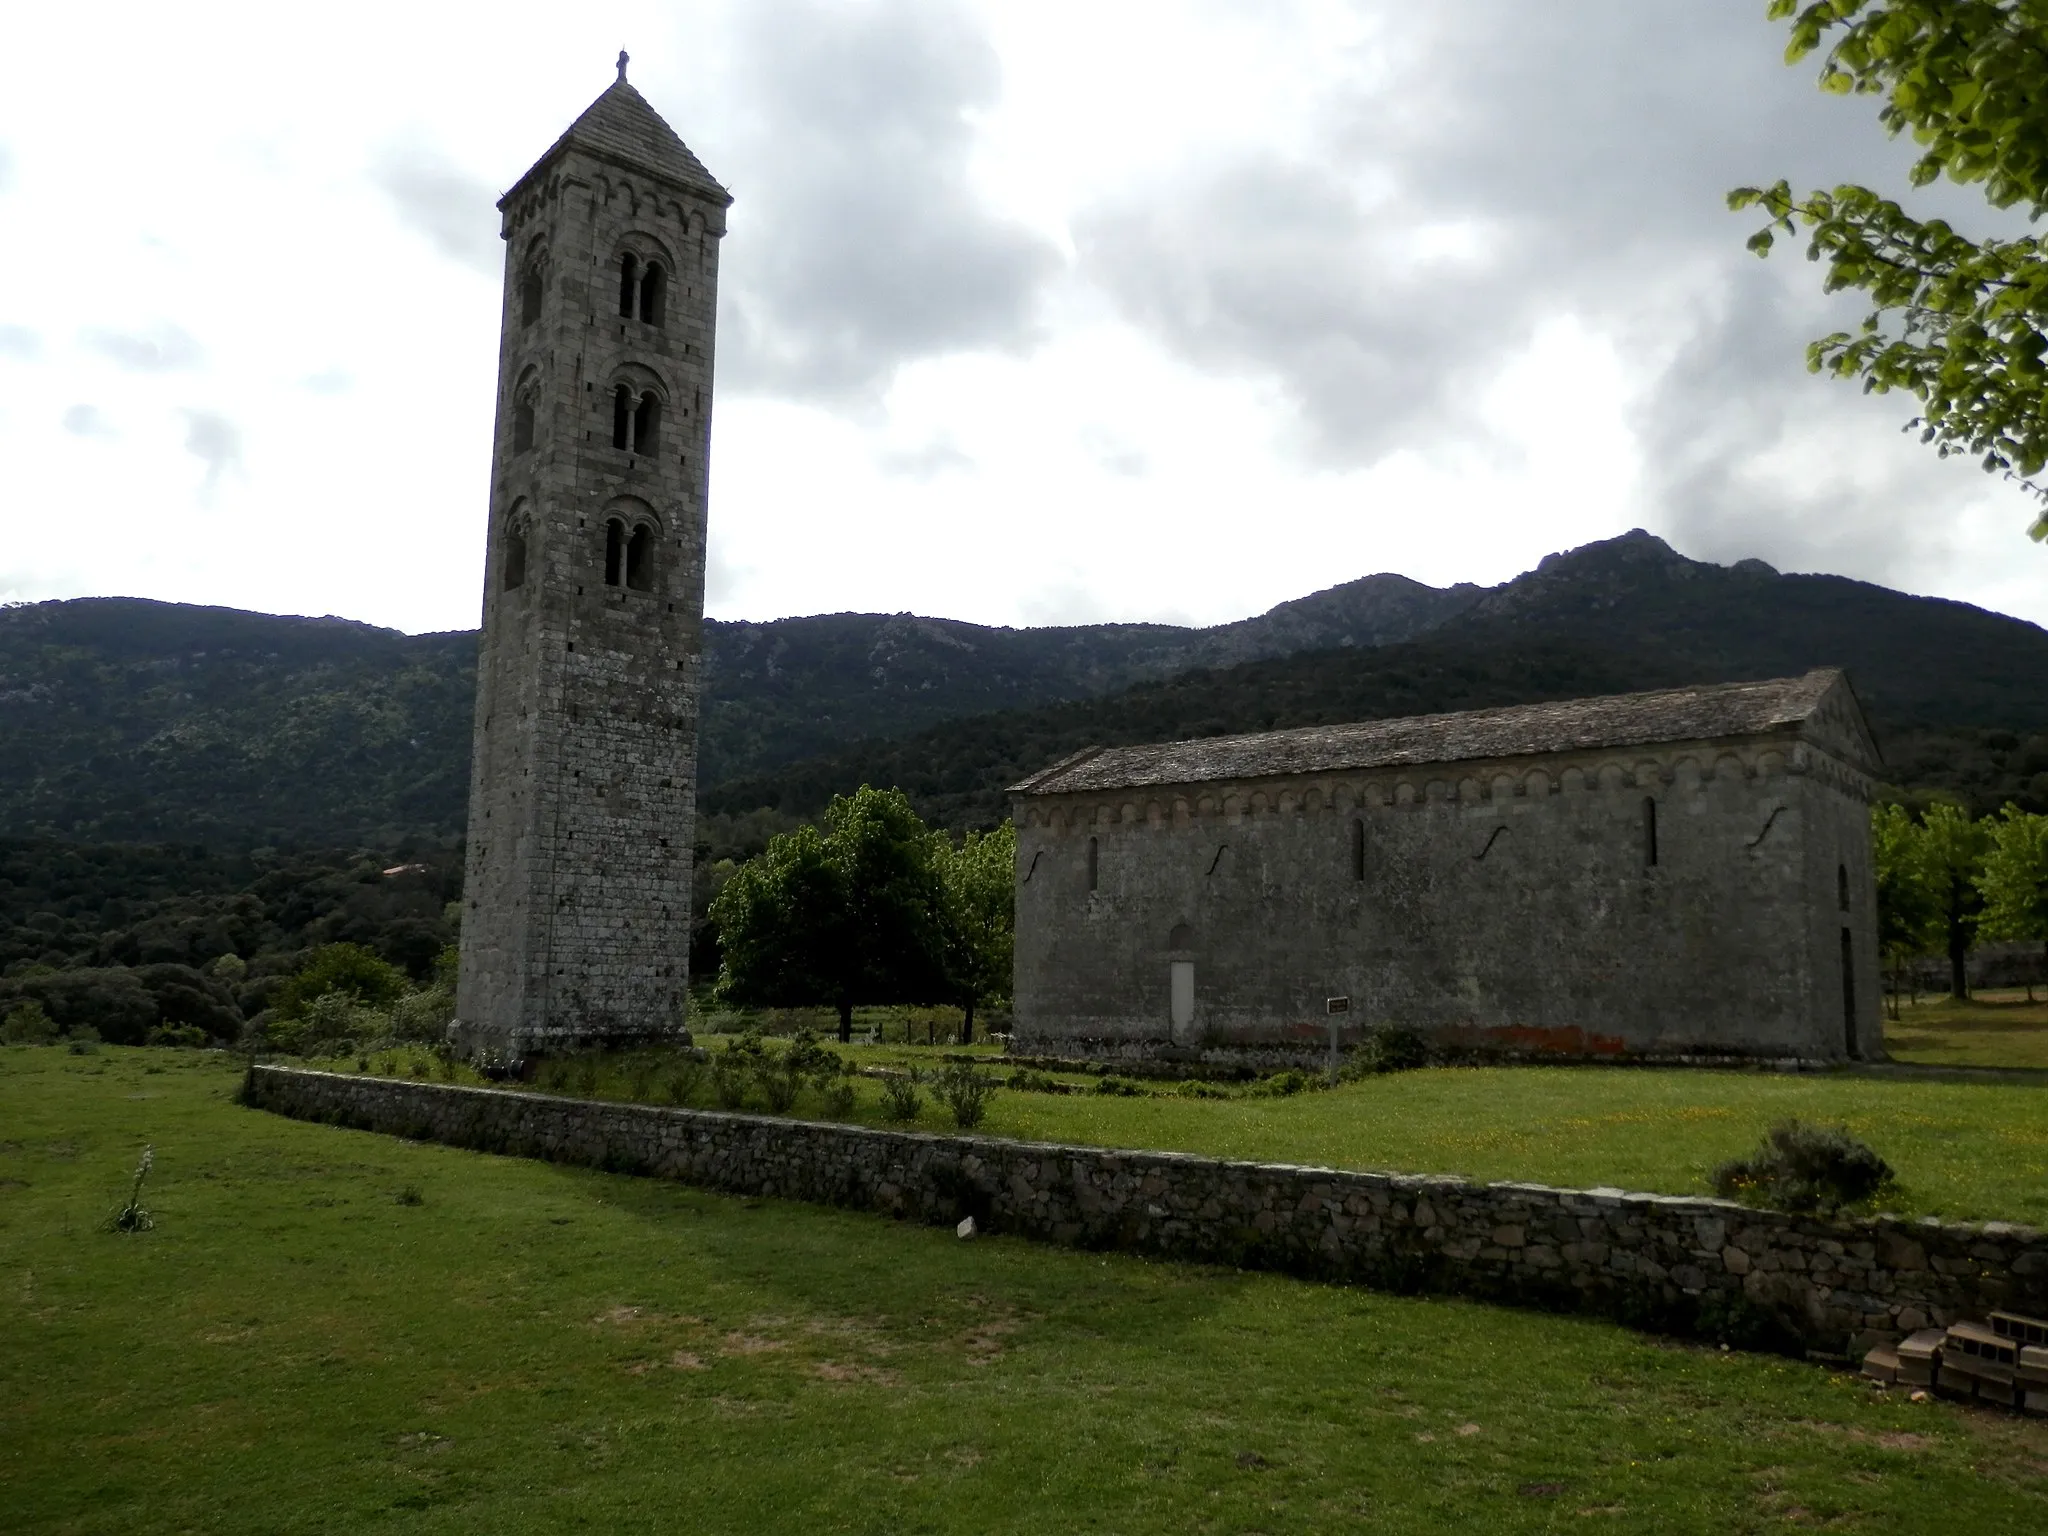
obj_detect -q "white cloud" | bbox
[0,0,2038,639]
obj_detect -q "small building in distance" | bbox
[1008,669,1882,1067]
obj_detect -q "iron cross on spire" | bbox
[616,49,629,82]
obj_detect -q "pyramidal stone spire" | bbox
[501,69,731,212]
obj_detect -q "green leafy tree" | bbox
[710,787,954,1042]
[1872,802,1938,1011]
[1976,800,2048,995]
[1919,799,1992,996]
[1732,2,2048,537]
[935,821,1016,1044]
[274,942,409,1020]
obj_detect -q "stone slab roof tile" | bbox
[504,79,729,207]
[1011,669,1862,796]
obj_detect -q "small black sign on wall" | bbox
[1325,996,1350,1015]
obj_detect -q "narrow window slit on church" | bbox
[611,386,631,449]
[638,263,665,325]
[1643,796,1659,867]
[1350,818,1365,881]
[1087,836,1099,892]
[633,392,658,452]
[1838,863,1850,911]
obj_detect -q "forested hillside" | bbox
[0,571,1476,848]
[5,531,2047,855]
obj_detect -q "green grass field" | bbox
[344,1034,2048,1227]
[4,1046,2046,1533]
[1887,988,2048,1070]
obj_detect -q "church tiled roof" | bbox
[504,78,730,207]
[1010,669,1867,796]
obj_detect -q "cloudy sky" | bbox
[2,0,2043,634]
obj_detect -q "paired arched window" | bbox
[512,395,535,454]
[520,267,544,327]
[602,516,656,592]
[611,386,660,453]
[617,253,667,325]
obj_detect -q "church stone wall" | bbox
[456,92,726,1059]
[1011,733,1880,1065]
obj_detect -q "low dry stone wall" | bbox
[244,1066,2046,1356]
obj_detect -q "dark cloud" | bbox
[84,322,204,372]
[714,0,1060,399]
[1071,0,2041,574]
[181,410,242,497]
[61,404,114,439]
[372,138,501,272]
[0,325,37,360]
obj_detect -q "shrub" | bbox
[821,1082,856,1118]
[387,985,454,1044]
[145,1023,209,1048]
[1,999,58,1045]
[1093,1075,1147,1097]
[1350,1026,1430,1075]
[0,968,157,1045]
[934,1063,997,1129]
[878,1070,923,1122]
[624,1054,663,1102]
[1007,1069,1063,1094]
[102,1144,155,1233]
[754,1053,802,1113]
[274,944,409,1020]
[711,1054,752,1111]
[66,1026,101,1055]
[1711,1120,1896,1213]
[663,1061,706,1107]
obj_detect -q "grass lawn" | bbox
[4,1045,2046,1534]
[1887,988,2048,1071]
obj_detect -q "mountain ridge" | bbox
[5,531,2046,850]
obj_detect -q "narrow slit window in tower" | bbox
[618,253,638,318]
[612,386,632,449]
[1087,836,1099,892]
[1838,863,1850,911]
[520,268,543,326]
[638,263,665,325]
[1350,818,1365,881]
[512,397,535,454]
[1642,796,1658,867]
[604,519,625,587]
[633,392,658,453]
[503,524,526,590]
[1840,928,1858,1057]
[625,524,653,590]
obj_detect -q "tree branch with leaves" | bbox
[1731,0,2048,537]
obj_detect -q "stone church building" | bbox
[454,60,725,1060]
[1010,670,1883,1066]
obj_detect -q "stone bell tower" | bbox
[454,55,729,1061]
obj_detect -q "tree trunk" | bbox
[837,1000,852,1044]
[960,996,975,1047]
[1949,925,1969,1001]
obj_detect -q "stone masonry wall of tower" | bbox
[454,73,730,1061]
